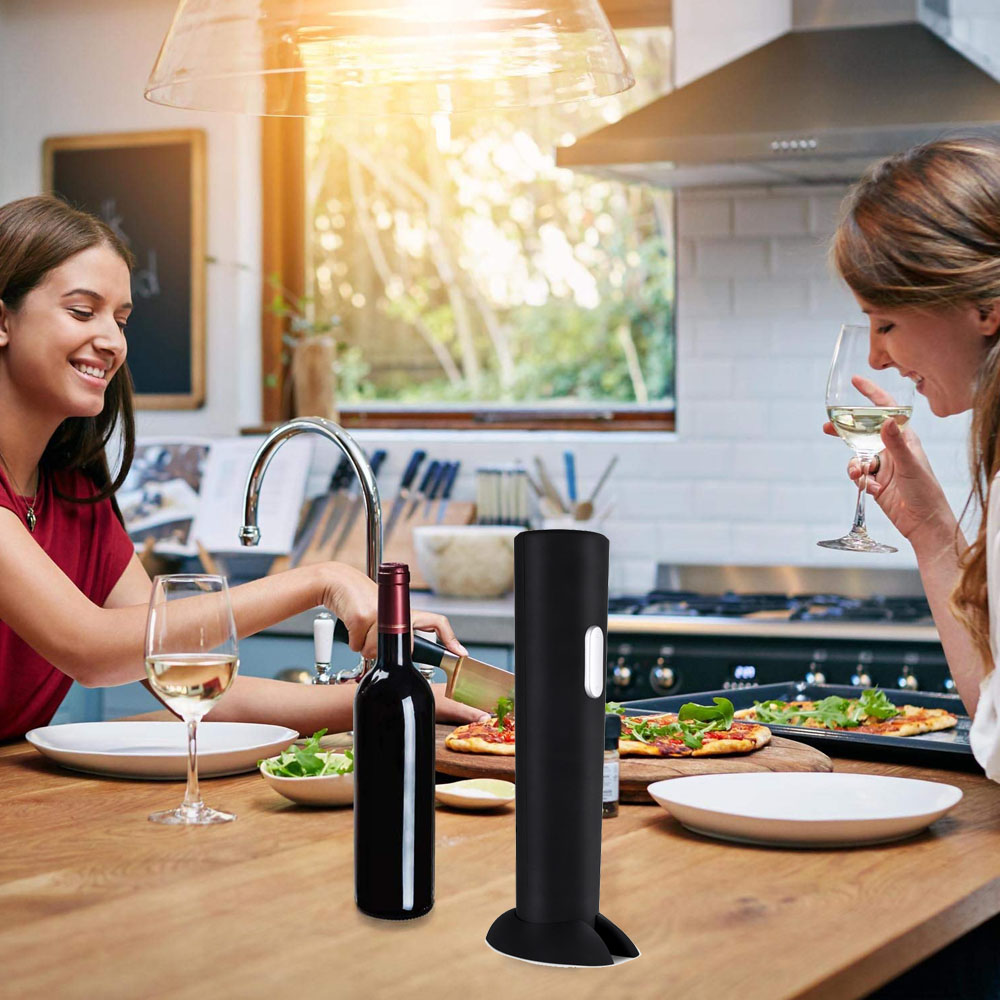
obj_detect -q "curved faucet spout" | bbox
[240,417,382,583]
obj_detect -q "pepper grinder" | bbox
[486,529,639,967]
[312,612,334,684]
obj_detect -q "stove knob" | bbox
[852,651,874,688]
[611,658,632,690]
[896,666,919,692]
[650,661,676,695]
[805,649,827,686]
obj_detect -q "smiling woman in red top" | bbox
[0,195,483,740]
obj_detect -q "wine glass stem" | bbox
[183,718,202,810]
[852,455,871,536]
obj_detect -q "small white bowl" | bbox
[413,525,521,598]
[259,755,354,807]
[435,778,515,811]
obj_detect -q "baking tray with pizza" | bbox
[625,682,975,771]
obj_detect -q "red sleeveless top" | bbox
[0,466,134,739]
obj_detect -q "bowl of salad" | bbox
[259,729,354,807]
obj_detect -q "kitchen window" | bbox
[260,29,674,432]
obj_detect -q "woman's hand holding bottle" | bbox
[312,561,486,723]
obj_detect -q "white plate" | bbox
[259,757,355,807]
[435,778,515,811]
[26,722,299,780]
[647,772,963,848]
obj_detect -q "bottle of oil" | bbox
[603,714,621,819]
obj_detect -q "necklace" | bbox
[1,462,41,533]
[23,473,41,532]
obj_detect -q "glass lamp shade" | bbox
[145,0,634,116]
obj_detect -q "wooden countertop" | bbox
[2,722,999,1000]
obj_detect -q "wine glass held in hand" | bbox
[145,574,239,825]
[819,324,915,554]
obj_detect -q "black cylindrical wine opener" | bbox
[486,529,639,967]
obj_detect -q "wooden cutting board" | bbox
[435,724,832,804]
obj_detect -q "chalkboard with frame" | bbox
[43,129,206,409]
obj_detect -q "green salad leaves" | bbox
[260,729,355,777]
[606,697,736,750]
[751,689,900,728]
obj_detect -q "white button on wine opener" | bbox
[584,625,605,699]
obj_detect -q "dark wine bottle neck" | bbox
[377,631,413,668]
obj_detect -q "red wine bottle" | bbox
[354,562,435,919]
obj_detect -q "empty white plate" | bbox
[26,721,299,780]
[647,772,963,848]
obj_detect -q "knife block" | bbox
[486,529,639,967]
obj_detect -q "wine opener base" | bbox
[486,909,639,968]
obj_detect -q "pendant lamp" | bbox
[145,0,635,116]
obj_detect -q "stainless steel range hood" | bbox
[556,23,1000,187]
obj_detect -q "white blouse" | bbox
[970,476,1000,781]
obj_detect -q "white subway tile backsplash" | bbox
[693,481,770,520]
[676,278,732,318]
[601,520,663,558]
[808,193,847,235]
[689,318,772,357]
[809,275,859,317]
[734,196,809,236]
[767,399,828,438]
[693,401,770,440]
[770,484,845,524]
[733,361,821,401]
[676,359,735,399]
[770,319,839,358]
[641,441,733,480]
[696,238,770,278]
[733,278,810,315]
[731,523,810,564]
[677,197,732,237]
[617,481,695,520]
[770,237,835,277]
[657,522,733,562]
[677,237,697,279]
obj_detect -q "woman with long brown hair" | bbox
[828,134,1000,780]
[0,195,483,739]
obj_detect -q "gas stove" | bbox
[610,590,933,624]
[607,565,951,703]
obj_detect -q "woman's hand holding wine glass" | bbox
[823,375,955,548]
[819,324,915,553]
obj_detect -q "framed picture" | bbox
[43,129,206,409]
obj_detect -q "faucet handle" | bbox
[314,611,335,666]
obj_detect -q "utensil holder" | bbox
[486,529,638,967]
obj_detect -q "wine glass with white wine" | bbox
[818,323,914,553]
[145,574,239,825]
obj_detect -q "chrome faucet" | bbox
[239,417,382,681]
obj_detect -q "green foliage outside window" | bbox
[304,29,675,410]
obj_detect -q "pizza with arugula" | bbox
[444,696,771,758]
[733,689,958,737]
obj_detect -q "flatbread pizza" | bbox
[444,696,771,759]
[734,689,958,737]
